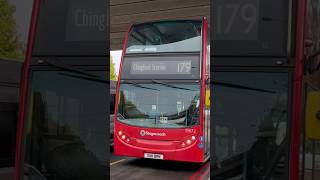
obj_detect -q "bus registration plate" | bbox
[144,153,164,160]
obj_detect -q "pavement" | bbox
[110,150,210,180]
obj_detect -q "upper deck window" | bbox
[126,21,202,54]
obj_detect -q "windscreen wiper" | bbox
[122,80,159,91]
[212,80,276,94]
[37,59,98,77]
[37,59,108,84]
[117,113,126,120]
[59,73,108,84]
[151,80,195,91]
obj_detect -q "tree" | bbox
[0,0,23,61]
[110,56,117,81]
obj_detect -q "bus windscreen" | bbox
[212,71,289,179]
[23,71,108,179]
[117,83,200,128]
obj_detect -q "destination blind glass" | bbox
[212,0,289,56]
[131,61,192,75]
[33,0,107,56]
[122,55,200,79]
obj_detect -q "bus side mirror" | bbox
[305,91,320,140]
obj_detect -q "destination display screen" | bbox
[131,61,192,75]
[33,0,107,56]
[65,0,106,41]
[214,0,259,41]
[212,0,289,56]
[122,55,200,79]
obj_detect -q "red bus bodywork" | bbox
[113,19,209,163]
[290,0,307,179]
[14,0,40,179]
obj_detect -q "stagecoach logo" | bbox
[140,130,146,136]
[140,130,166,137]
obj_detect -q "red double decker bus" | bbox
[14,0,108,179]
[113,19,210,162]
[211,0,320,179]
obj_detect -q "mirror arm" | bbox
[205,74,210,84]
[306,50,320,74]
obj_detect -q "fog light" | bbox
[186,139,192,145]
[121,135,126,140]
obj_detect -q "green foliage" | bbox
[110,56,118,81]
[0,0,23,61]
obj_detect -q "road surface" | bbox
[110,150,210,180]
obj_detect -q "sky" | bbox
[110,50,122,75]
[8,0,33,46]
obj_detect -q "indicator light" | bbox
[126,138,130,142]
[191,136,196,140]
[181,142,186,147]
[121,135,126,139]
[186,139,192,145]
[118,131,123,136]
